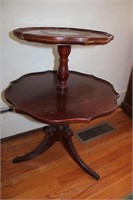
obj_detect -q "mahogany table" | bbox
[5,27,119,180]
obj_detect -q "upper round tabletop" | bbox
[13,27,114,45]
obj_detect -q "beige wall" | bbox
[1,0,132,138]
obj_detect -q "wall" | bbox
[1,0,132,138]
[0,0,2,135]
[132,0,133,62]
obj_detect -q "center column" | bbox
[56,45,71,93]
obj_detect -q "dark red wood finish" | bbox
[57,46,71,92]
[5,71,118,125]
[13,27,114,45]
[4,27,117,180]
[12,125,100,180]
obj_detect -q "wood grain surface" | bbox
[5,71,119,125]
[13,27,114,45]
[1,108,132,199]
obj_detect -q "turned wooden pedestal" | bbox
[5,27,119,180]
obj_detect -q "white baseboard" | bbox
[1,112,44,138]
[117,90,126,106]
[1,90,126,139]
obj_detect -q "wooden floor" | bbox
[1,108,132,199]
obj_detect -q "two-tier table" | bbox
[5,27,119,180]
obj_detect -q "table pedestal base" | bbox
[12,125,100,180]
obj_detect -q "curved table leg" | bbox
[12,124,100,180]
[61,127,100,180]
[12,126,56,163]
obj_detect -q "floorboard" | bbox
[1,108,132,199]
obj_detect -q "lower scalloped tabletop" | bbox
[5,71,119,125]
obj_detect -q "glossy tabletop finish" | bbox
[13,27,114,45]
[5,71,119,125]
[4,27,117,180]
